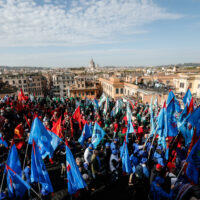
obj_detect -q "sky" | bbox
[0,0,200,67]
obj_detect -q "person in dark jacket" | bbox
[150,176,174,200]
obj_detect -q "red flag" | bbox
[129,100,134,110]
[123,115,128,125]
[187,97,194,114]
[51,116,63,138]
[70,117,74,138]
[24,115,31,129]
[72,106,81,122]
[14,124,25,149]
[33,112,38,120]
[18,89,28,101]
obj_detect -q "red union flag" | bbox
[18,89,28,101]
[51,116,62,138]
[72,106,81,122]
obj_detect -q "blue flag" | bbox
[31,141,53,194]
[179,104,188,123]
[157,103,167,151]
[5,144,22,198]
[178,114,193,146]
[187,107,200,136]
[0,133,8,148]
[45,130,62,158]
[167,91,181,113]
[183,88,192,106]
[93,99,99,111]
[91,122,106,149]
[78,123,92,146]
[29,117,61,159]
[6,144,22,175]
[167,98,178,137]
[120,142,132,174]
[6,165,31,198]
[66,145,87,194]
[126,120,134,143]
[186,138,200,184]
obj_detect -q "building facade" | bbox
[70,75,100,99]
[2,73,47,97]
[174,73,200,98]
[52,72,75,97]
[99,76,124,99]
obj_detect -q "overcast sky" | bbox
[0,0,200,67]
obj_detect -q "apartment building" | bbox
[99,76,124,99]
[2,73,47,97]
[174,73,200,98]
[70,75,100,99]
[52,72,75,97]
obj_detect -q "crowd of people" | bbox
[0,93,200,200]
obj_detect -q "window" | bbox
[189,83,192,88]
[82,84,84,87]
[116,88,119,94]
[18,80,22,84]
[86,92,89,95]
[13,80,15,84]
[91,91,94,95]
[24,80,26,83]
[180,82,184,88]
[78,84,80,88]
[120,88,123,94]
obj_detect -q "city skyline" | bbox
[0,0,200,67]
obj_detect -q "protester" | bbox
[0,90,200,200]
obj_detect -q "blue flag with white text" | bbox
[92,122,106,148]
[183,88,192,106]
[167,98,178,137]
[31,141,53,194]
[29,117,60,159]
[5,143,22,198]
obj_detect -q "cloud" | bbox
[0,0,183,47]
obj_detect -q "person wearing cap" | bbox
[84,144,93,165]
[130,150,139,174]
[150,176,174,200]
[150,164,165,184]
[104,142,111,171]
[110,149,120,182]
[164,162,177,192]
[152,146,165,167]
[140,157,149,179]
[110,138,118,151]
[109,149,120,172]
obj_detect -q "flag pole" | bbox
[38,182,42,199]
[22,143,29,171]
[174,161,186,186]
[30,187,42,200]
[0,172,5,195]
[147,127,158,160]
